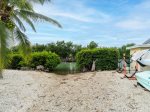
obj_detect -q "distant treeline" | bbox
[9,41,135,61]
[10,41,98,61]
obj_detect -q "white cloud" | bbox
[115,0,150,30]
[27,0,150,46]
[116,20,149,30]
[26,32,57,37]
[49,12,92,23]
[33,1,111,23]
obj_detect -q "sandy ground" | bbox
[0,70,150,112]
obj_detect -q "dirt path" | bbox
[0,70,150,112]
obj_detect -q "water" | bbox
[54,62,79,75]
[70,62,73,71]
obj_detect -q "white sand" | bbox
[0,70,150,112]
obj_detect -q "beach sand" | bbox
[0,70,150,112]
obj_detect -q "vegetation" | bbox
[10,41,100,62]
[0,0,61,78]
[7,51,61,71]
[87,41,98,49]
[12,41,83,61]
[29,51,61,71]
[76,48,119,71]
[8,54,25,69]
[3,39,135,74]
[118,43,135,59]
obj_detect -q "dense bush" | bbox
[29,51,61,71]
[76,48,119,71]
[8,54,25,69]
[76,49,93,71]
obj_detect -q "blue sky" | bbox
[26,0,150,47]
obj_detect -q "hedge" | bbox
[8,54,25,69]
[76,48,119,71]
[29,51,61,71]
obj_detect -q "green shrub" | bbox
[76,48,119,71]
[29,51,61,71]
[8,54,25,69]
[45,53,61,71]
[76,49,93,70]
[19,61,28,67]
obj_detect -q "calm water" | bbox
[54,62,80,75]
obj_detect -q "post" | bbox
[91,60,96,72]
[123,53,126,78]
[136,62,138,71]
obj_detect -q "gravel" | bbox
[0,70,150,112]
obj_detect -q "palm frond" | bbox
[9,0,50,6]
[14,10,36,32]
[22,1,34,11]
[23,17,36,32]
[0,0,61,78]
[8,0,33,11]
[19,10,62,28]
[14,27,31,55]
[12,15,26,32]
[30,0,51,4]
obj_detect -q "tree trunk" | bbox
[91,60,96,72]
[0,74,3,78]
[0,0,4,79]
[0,72,3,79]
[0,0,3,10]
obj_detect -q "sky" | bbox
[26,0,150,47]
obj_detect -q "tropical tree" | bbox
[32,43,46,52]
[0,0,62,78]
[32,41,82,60]
[87,41,98,49]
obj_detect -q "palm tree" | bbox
[0,0,62,78]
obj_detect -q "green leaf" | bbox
[12,15,26,32]
[14,28,31,55]
[20,10,62,28]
